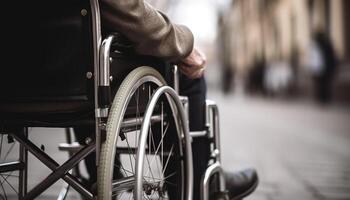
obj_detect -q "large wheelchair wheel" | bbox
[98,67,190,200]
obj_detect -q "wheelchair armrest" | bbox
[108,32,135,54]
[102,32,176,95]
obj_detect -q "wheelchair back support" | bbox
[0,0,171,127]
[1,0,94,102]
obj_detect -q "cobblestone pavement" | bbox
[208,89,350,200]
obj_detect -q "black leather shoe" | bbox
[224,168,259,200]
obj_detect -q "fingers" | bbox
[178,47,207,79]
[178,63,206,79]
[182,48,207,67]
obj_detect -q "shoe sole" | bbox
[230,177,259,200]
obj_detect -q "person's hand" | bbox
[178,47,206,79]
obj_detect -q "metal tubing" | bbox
[179,96,189,125]
[206,100,221,162]
[173,65,179,94]
[200,100,226,200]
[90,0,102,108]
[12,134,94,199]
[18,128,28,199]
[122,114,162,129]
[24,142,95,200]
[57,184,69,200]
[95,34,118,163]
[95,117,102,166]
[189,131,208,138]
[56,128,77,200]
[64,128,81,177]
[58,142,82,153]
[0,161,24,173]
[90,0,102,166]
[99,35,114,87]
[135,86,193,200]
[200,161,226,200]
[112,176,135,193]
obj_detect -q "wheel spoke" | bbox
[144,154,156,184]
[0,174,18,178]
[135,87,140,150]
[161,102,164,176]
[1,172,15,185]
[150,129,160,182]
[144,124,169,177]
[0,176,8,200]
[115,163,132,176]
[124,137,135,174]
[148,127,152,163]
[0,174,18,194]
[162,171,178,186]
[162,144,174,175]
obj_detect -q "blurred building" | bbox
[224,0,350,102]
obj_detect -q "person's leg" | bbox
[178,74,259,200]
[179,75,210,200]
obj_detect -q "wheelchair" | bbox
[0,0,226,199]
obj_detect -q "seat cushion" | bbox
[0,101,93,127]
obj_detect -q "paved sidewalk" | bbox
[2,88,350,200]
[209,90,350,200]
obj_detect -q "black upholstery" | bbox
[1,0,93,103]
[0,0,94,126]
[0,1,171,127]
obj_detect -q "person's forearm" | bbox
[100,0,194,62]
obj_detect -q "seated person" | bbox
[75,0,259,199]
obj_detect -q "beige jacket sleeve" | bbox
[100,0,194,62]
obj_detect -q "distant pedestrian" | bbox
[217,10,234,94]
[308,31,338,104]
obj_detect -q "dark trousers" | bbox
[74,75,209,199]
[179,75,210,200]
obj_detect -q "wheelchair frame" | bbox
[0,0,226,199]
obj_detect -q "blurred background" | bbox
[2,0,349,199]
[152,0,350,199]
[156,0,350,104]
